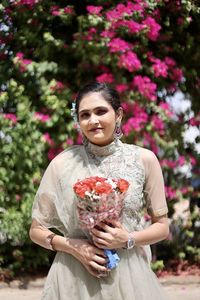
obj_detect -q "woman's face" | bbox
[78,92,122,146]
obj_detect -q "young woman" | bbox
[30,82,169,300]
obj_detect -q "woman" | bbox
[29,82,169,300]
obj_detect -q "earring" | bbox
[114,121,123,140]
[71,102,81,131]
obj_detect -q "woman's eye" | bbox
[80,112,90,119]
[96,109,107,115]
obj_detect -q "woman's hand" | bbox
[70,239,110,278]
[90,220,129,250]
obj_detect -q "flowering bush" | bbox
[0,0,200,275]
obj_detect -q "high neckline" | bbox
[85,139,122,157]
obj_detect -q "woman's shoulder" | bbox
[123,142,157,163]
[50,145,84,167]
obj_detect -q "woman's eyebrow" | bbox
[79,106,108,114]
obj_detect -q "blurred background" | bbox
[0,0,199,281]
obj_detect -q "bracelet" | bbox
[46,233,57,251]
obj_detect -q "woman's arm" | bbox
[90,215,169,250]
[29,219,109,278]
[129,214,169,246]
[91,148,169,249]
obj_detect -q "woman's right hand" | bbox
[69,239,110,278]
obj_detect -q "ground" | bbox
[0,275,199,300]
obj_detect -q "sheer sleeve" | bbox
[140,148,168,217]
[32,159,64,231]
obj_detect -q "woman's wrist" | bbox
[50,235,87,258]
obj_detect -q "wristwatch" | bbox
[125,235,135,249]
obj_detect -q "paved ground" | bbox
[0,275,199,300]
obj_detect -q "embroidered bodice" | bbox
[84,140,146,231]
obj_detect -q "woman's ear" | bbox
[116,107,123,123]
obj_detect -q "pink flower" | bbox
[76,133,83,145]
[34,112,51,122]
[143,132,159,154]
[122,104,148,135]
[170,68,183,82]
[85,27,97,41]
[123,20,144,34]
[123,115,147,134]
[143,17,161,41]
[16,0,39,6]
[189,156,196,166]
[4,113,17,124]
[118,51,141,72]
[115,84,128,93]
[159,102,173,118]
[189,113,200,126]
[177,155,186,166]
[86,5,103,15]
[16,52,24,59]
[151,115,165,133]
[50,81,65,91]
[160,159,176,168]
[66,138,73,145]
[152,59,168,78]
[48,147,63,160]
[15,194,22,202]
[132,75,157,101]
[144,213,151,222]
[180,187,189,195]
[15,52,32,72]
[165,57,176,67]
[63,6,73,14]
[127,2,145,12]
[108,38,131,53]
[50,5,60,16]
[106,9,122,22]
[43,133,54,146]
[165,186,177,201]
[22,58,32,65]
[96,73,114,83]
[121,102,132,112]
[115,3,133,15]
[100,30,116,39]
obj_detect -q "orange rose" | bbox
[117,179,130,193]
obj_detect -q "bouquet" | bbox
[73,176,130,269]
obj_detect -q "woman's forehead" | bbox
[79,92,112,110]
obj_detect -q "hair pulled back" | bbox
[75,82,121,114]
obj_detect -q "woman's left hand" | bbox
[90,220,129,249]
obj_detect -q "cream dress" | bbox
[32,140,169,300]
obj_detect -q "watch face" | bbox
[127,239,135,249]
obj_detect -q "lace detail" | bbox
[84,142,146,232]
[86,139,121,157]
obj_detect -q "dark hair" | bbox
[75,82,121,114]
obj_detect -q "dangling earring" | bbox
[114,121,123,140]
[71,102,80,131]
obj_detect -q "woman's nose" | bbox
[89,114,99,124]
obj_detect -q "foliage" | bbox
[0,0,200,275]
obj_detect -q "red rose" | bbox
[117,179,130,193]
[94,181,112,195]
[73,182,91,198]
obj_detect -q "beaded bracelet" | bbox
[46,233,56,251]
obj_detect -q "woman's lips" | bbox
[89,128,103,132]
